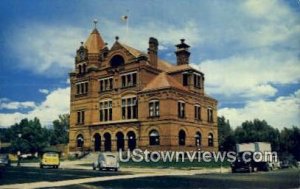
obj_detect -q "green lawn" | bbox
[119,159,230,169]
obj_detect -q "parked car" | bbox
[40,152,60,169]
[0,154,11,167]
[280,160,291,169]
[93,153,119,171]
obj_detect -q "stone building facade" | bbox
[69,24,218,153]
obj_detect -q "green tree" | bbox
[10,118,49,154]
[234,119,280,151]
[50,114,69,145]
[218,116,236,151]
[280,127,300,161]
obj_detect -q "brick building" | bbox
[69,24,218,152]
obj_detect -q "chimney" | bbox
[175,39,190,65]
[148,37,158,68]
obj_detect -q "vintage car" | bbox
[40,152,60,169]
[92,153,119,171]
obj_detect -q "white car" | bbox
[93,153,119,171]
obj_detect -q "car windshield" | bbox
[44,153,58,157]
[0,154,7,158]
[106,155,116,160]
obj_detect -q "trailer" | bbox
[231,142,278,173]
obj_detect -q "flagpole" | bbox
[126,10,129,43]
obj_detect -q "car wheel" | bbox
[114,168,118,172]
[40,165,44,169]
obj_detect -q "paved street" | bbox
[0,166,299,189]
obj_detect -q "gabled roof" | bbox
[166,64,197,73]
[142,72,188,92]
[117,43,175,72]
[84,28,105,53]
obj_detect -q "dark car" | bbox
[280,160,291,169]
[0,154,11,167]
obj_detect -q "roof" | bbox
[166,64,196,73]
[84,28,105,53]
[118,43,176,72]
[142,72,188,92]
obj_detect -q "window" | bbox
[121,72,137,88]
[100,100,112,122]
[178,101,185,118]
[195,105,201,120]
[183,73,188,86]
[78,64,87,74]
[195,132,202,146]
[122,97,138,119]
[77,111,85,124]
[110,55,125,68]
[193,73,202,88]
[149,100,160,117]
[76,134,84,148]
[149,130,160,145]
[76,82,88,95]
[207,108,213,123]
[100,77,113,92]
[208,133,214,147]
[178,130,186,146]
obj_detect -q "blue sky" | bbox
[0,0,299,129]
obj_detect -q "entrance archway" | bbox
[104,133,111,151]
[127,131,136,151]
[116,132,125,151]
[93,133,101,151]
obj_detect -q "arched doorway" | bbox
[76,134,84,148]
[116,132,125,151]
[104,133,111,151]
[178,130,186,146]
[149,130,160,146]
[195,132,202,146]
[127,131,136,151]
[93,133,101,151]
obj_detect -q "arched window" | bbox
[127,131,136,151]
[208,133,214,147]
[78,65,82,74]
[83,64,87,73]
[116,132,125,151]
[93,133,101,151]
[195,132,202,146]
[77,134,84,148]
[110,55,125,68]
[178,130,186,146]
[149,130,160,145]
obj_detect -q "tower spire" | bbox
[93,19,98,29]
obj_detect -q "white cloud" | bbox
[39,89,49,94]
[0,98,36,110]
[9,24,86,77]
[219,89,300,129]
[0,87,70,127]
[192,49,300,99]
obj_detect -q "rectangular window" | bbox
[207,108,213,123]
[183,74,188,86]
[99,100,113,122]
[195,105,201,120]
[77,111,85,124]
[149,100,160,117]
[193,74,202,88]
[121,72,137,88]
[76,82,89,95]
[178,102,185,118]
[121,97,138,119]
[99,77,113,92]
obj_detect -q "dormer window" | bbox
[110,55,125,68]
[183,73,189,86]
[193,73,202,88]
